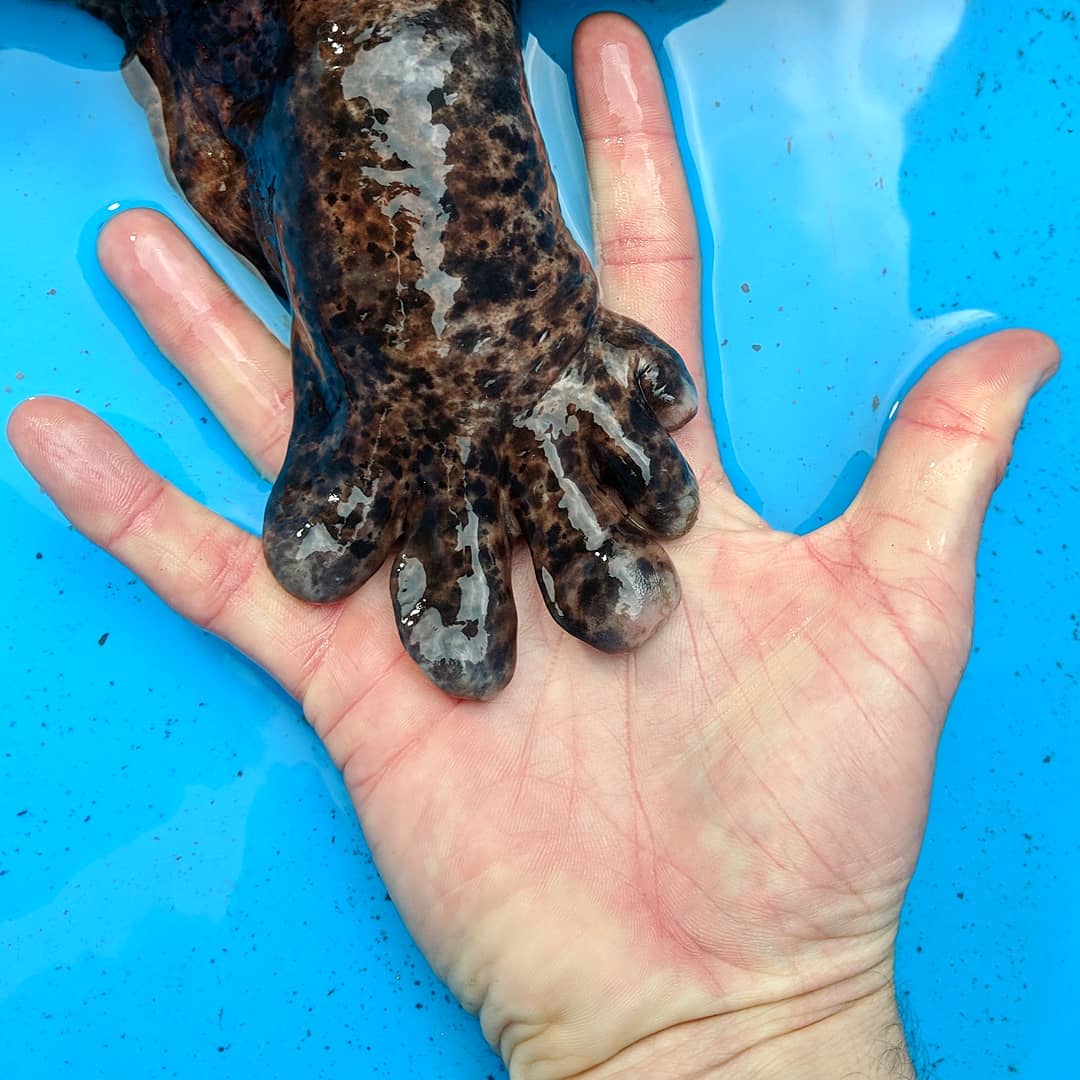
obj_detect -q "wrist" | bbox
[714,977,914,1080]
[538,965,914,1080]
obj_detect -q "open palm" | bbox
[9,15,1057,1079]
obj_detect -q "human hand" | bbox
[7,13,1059,1079]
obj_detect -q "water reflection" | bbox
[668,0,996,530]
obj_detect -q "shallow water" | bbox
[1,1,1077,1075]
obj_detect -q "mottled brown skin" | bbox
[75,0,700,699]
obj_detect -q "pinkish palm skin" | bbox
[75,0,701,698]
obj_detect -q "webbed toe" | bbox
[586,385,699,539]
[262,372,404,603]
[391,453,517,700]
[510,430,681,653]
[263,446,403,604]
[589,308,699,432]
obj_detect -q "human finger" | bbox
[574,15,702,385]
[847,329,1060,577]
[98,209,294,478]
[574,13,747,518]
[7,396,336,700]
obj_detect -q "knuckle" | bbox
[899,392,995,446]
[184,527,263,632]
[105,474,170,548]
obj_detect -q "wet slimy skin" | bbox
[76,0,701,699]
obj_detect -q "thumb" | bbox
[846,329,1060,579]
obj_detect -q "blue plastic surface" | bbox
[1,1,1076,1076]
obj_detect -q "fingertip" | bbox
[849,325,1060,574]
[97,207,172,281]
[573,12,670,143]
[6,402,39,473]
[7,395,87,463]
[99,209,230,351]
[7,398,146,543]
[977,325,1059,360]
[1004,328,1061,391]
[882,327,1060,454]
[944,327,1061,398]
[573,10,650,56]
[6,395,36,445]
[96,207,233,340]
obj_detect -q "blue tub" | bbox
[2,1,1076,1075]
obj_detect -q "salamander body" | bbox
[75,0,700,698]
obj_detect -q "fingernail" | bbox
[599,41,643,128]
[132,231,212,316]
